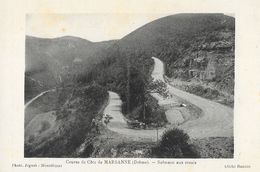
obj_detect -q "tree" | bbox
[141,79,170,121]
[146,79,169,98]
[151,128,200,158]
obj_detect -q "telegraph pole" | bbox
[126,47,130,114]
[143,63,146,121]
[156,122,159,144]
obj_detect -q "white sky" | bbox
[26,13,170,42]
[26,13,234,42]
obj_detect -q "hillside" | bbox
[25,36,116,101]
[119,13,234,51]
[117,13,235,106]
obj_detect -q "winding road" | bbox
[103,91,166,140]
[104,57,233,139]
[152,57,233,138]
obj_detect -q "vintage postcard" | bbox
[0,0,260,172]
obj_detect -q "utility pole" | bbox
[126,47,130,114]
[156,122,159,144]
[142,63,146,121]
[197,42,199,58]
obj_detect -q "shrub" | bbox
[151,128,200,158]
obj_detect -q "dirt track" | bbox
[25,89,55,109]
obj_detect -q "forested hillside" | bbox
[76,45,167,125]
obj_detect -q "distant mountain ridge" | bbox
[118,13,234,50]
[26,35,116,72]
[25,35,117,101]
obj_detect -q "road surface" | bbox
[103,91,166,140]
[103,57,233,139]
[152,57,233,138]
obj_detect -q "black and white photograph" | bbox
[24,13,235,158]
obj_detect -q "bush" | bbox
[161,128,189,146]
[151,128,200,158]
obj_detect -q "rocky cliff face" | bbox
[166,28,235,106]
[165,27,234,90]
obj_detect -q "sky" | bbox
[26,13,170,42]
[26,13,234,42]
